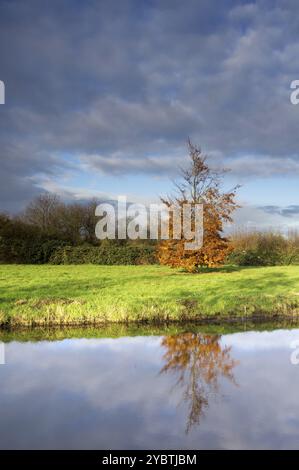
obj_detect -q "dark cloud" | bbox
[260,205,299,218]
[1,0,299,209]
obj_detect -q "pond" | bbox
[1,324,299,449]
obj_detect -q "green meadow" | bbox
[1,264,299,327]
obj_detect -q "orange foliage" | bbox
[158,141,240,272]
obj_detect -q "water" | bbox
[1,326,299,449]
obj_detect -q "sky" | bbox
[0,0,299,230]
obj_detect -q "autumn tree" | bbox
[158,141,240,272]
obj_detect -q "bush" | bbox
[0,213,157,265]
[229,230,299,266]
[0,215,67,264]
[0,236,67,264]
[49,244,157,265]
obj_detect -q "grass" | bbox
[1,264,299,327]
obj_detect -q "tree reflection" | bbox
[160,333,238,433]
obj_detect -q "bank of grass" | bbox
[1,264,299,327]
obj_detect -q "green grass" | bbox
[1,264,299,327]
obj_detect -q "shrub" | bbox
[49,244,157,265]
[229,230,299,266]
[0,213,157,265]
[0,214,67,264]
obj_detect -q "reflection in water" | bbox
[1,328,299,449]
[161,333,238,432]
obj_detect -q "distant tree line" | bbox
[0,193,156,264]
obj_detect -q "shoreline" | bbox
[1,315,299,342]
[2,312,299,329]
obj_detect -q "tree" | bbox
[23,193,61,234]
[0,212,65,263]
[22,194,101,245]
[158,141,240,272]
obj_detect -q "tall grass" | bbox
[229,228,299,266]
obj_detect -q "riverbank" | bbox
[1,264,299,327]
[2,318,299,342]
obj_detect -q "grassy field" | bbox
[1,264,299,327]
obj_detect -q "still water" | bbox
[1,326,299,449]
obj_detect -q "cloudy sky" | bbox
[0,0,299,229]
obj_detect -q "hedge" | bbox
[49,244,157,265]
